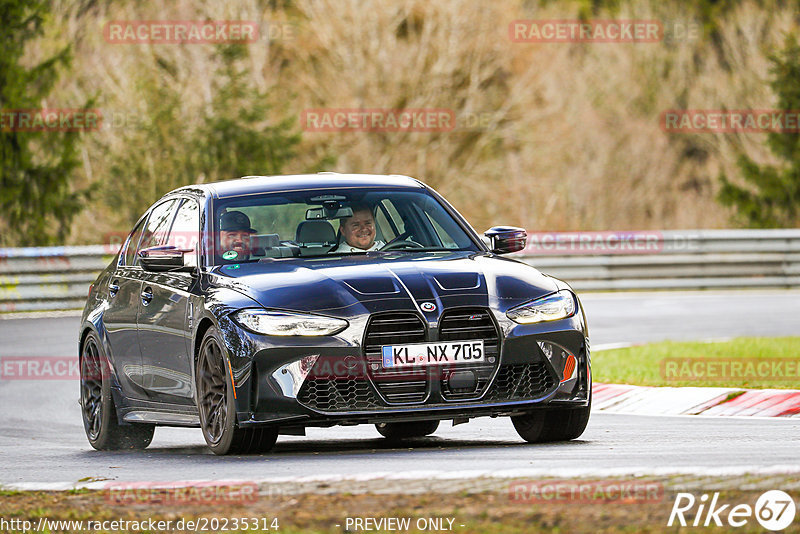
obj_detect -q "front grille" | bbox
[296,361,558,411]
[296,308,558,412]
[364,312,428,404]
[438,308,500,400]
[485,363,557,401]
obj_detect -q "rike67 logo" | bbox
[668,490,796,531]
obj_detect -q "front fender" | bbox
[189,283,264,411]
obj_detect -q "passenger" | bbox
[219,211,256,261]
[333,204,385,252]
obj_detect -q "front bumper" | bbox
[218,311,590,428]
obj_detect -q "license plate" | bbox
[381,340,485,369]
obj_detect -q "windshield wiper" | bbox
[380,247,466,252]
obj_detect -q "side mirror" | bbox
[484,226,527,254]
[138,246,191,272]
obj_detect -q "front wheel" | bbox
[376,420,440,440]
[196,327,278,455]
[511,400,591,443]
[80,332,154,450]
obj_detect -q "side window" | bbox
[381,200,406,235]
[374,199,406,243]
[136,199,178,262]
[122,217,147,266]
[418,197,473,249]
[374,208,396,241]
[425,213,458,248]
[167,199,200,267]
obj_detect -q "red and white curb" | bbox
[592,383,800,418]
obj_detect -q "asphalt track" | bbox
[0,290,798,487]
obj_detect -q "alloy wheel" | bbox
[197,336,228,445]
[80,337,104,441]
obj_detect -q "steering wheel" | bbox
[382,230,411,247]
[380,239,424,251]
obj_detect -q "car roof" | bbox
[170,173,426,199]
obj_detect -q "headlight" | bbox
[232,309,348,336]
[506,290,576,324]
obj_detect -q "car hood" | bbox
[207,251,558,317]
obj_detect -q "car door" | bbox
[138,197,200,405]
[102,216,148,398]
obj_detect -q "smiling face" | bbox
[220,229,253,258]
[341,208,376,250]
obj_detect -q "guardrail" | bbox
[0,245,117,312]
[519,229,800,291]
[1,230,798,312]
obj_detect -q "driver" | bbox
[219,211,256,261]
[333,204,385,252]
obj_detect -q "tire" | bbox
[196,327,278,455]
[376,420,440,440]
[511,399,591,443]
[80,332,154,450]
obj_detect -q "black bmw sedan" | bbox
[79,173,591,454]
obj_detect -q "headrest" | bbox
[251,233,280,249]
[296,220,336,245]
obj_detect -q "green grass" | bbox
[593,337,800,388]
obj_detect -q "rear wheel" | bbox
[376,420,440,440]
[511,400,591,443]
[80,332,154,450]
[196,327,278,455]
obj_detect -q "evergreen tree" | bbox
[105,43,332,226]
[718,36,800,227]
[0,0,92,246]
[197,44,304,179]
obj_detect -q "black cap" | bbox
[220,211,256,233]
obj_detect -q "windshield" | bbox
[210,188,479,264]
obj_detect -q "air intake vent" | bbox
[297,375,381,411]
[485,363,557,401]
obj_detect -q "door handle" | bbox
[108,280,120,297]
[141,287,153,306]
